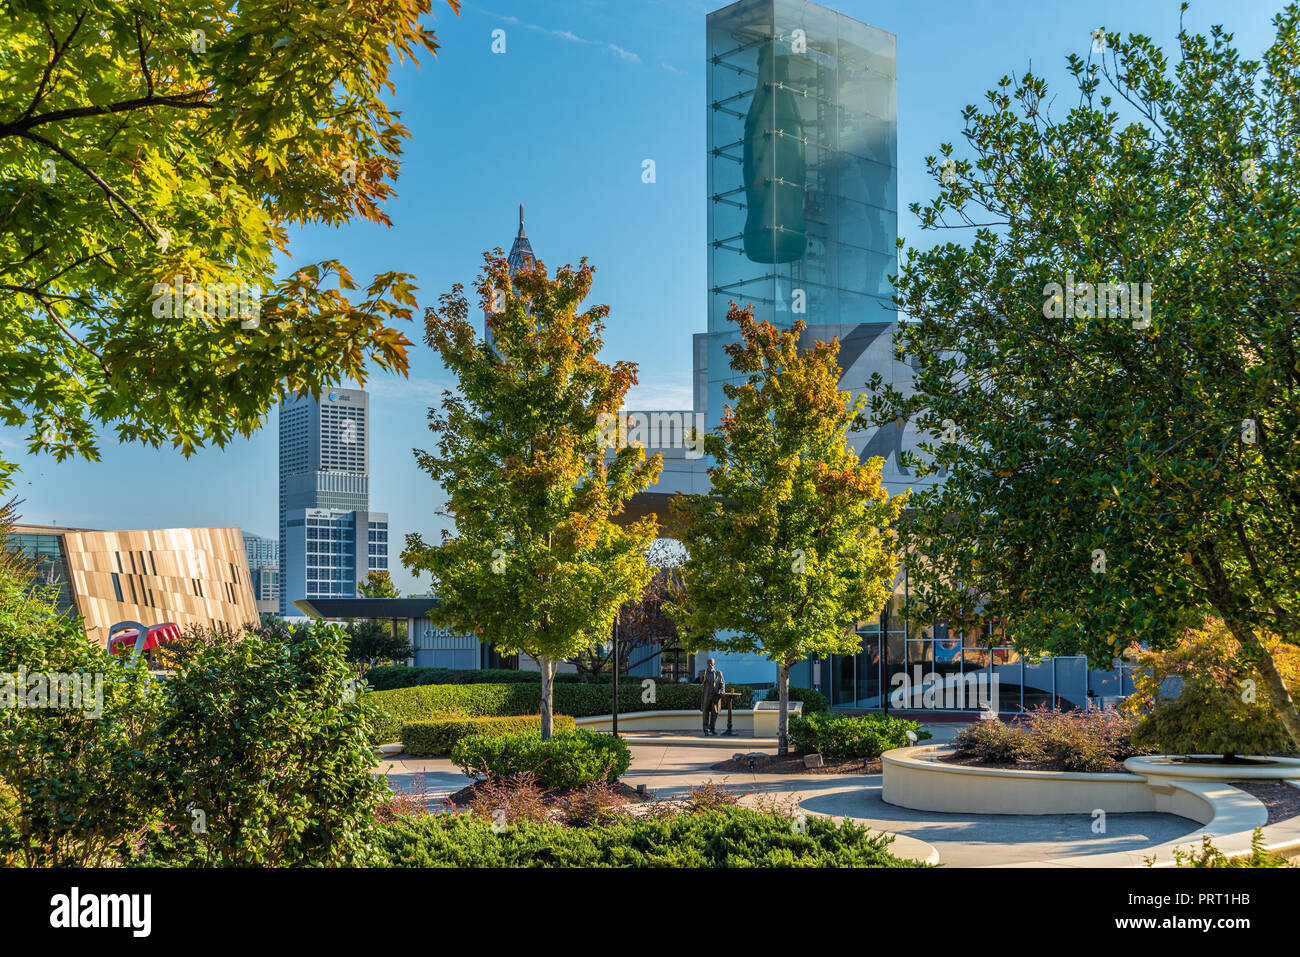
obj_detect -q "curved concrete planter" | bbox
[883,745,1300,867]
[1126,754,1300,783]
[882,745,1159,816]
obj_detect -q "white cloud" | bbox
[469,5,643,65]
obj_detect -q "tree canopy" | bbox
[669,306,904,753]
[0,0,459,485]
[874,5,1300,747]
[402,252,661,737]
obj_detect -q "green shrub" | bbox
[401,715,576,756]
[375,806,927,867]
[0,570,162,867]
[787,712,929,759]
[952,718,1037,764]
[144,621,388,867]
[366,683,544,743]
[953,708,1148,771]
[366,680,754,743]
[1166,829,1293,868]
[451,728,632,789]
[364,666,583,691]
[781,686,829,713]
[0,777,18,865]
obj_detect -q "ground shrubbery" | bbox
[364,666,589,691]
[952,707,1148,772]
[451,728,632,789]
[787,712,929,759]
[401,714,577,756]
[951,717,1036,764]
[1166,829,1294,868]
[140,624,387,867]
[0,778,18,866]
[375,805,924,867]
[1,551,385,867]
[366,680,754,744]
[777,686,830,714]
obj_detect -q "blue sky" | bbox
[4,0,1285,593]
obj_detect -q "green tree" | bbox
[346,618,411,665]
[0,0,460,485]
[874,8,1300,747]
[1128,618,1299,758]
[667,307,904,754]
[403,253,661,738]
[357,569,400,598]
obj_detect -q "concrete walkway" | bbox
[374,724,1200,867]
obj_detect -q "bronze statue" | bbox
[700,658,726,735]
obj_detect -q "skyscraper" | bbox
[241,531,280,614]
[484,204,535,346]
[278,388,388,614]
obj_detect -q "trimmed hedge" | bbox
[375,807,926,867]
[778,686,830,714]
[787,712,929,759]
[401,715,576,757]
[364,666,589,691]
[367,681,755,744]
[452,728,633,789]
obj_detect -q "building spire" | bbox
[506,203,535,277]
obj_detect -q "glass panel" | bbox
[856,632,882,708]
[1054,657,1088,710]
[1022,659,1053,711]
[992,649,1022,713]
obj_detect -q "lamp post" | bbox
[611,618,619,738]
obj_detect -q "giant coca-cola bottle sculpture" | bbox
[742,39,807,264]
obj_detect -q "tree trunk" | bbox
[1198,549,1300,753]
[1223,617,1300,752]
[539,655,555,740]
[777,662,790,756]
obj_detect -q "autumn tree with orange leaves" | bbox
[667,305,903,754]
[403,253,661,738]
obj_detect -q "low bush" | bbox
[0,778,18,865]
[952,718,1036,764]
[452,728,633,790]
[401,715,576,756]
[781,686,830,714]
[558,781,629,827]
[363,666,587,691]
[953,707,1148,771]
[1166,829,1293,868]
[374,806,927,867]
[787,712,930,759]
[366,684,543,744]
[1024,706,1147,772]
[466,775,552,827]
[366,680,754,743]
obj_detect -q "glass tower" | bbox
[704,0,897,426]
[278,388,386,613]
